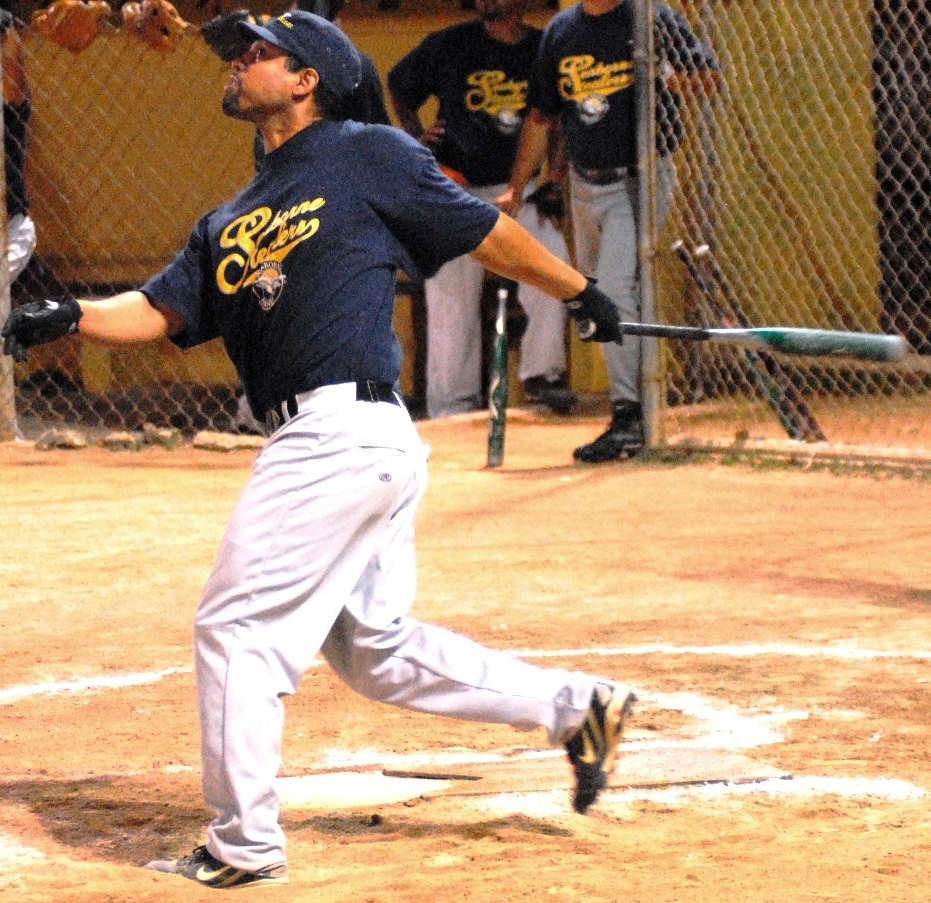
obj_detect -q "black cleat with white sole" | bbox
[144,844,289,889]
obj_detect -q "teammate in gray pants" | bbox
[388,0,577,419]
[2,12,635,890]
[500,0,718,462]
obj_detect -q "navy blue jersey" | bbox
[141,120,499,418]
[527,0,717,169]
[387,21,542,187]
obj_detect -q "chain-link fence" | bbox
[3,0,930,461]
[5,17,259,438]
[654,0,931,460]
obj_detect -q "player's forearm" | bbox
[77,291,172,343]
[471,213,586,300]
[506,109,553,196]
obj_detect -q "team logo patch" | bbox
[252,261,287,311]
[579,93,610,126]
[495,108,521,136]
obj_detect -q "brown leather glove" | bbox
[31,0,112,54]
[121,0,189,54]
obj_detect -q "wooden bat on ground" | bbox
[486,284,509,468]
[673,240,826,442]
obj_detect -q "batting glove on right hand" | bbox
[563,279,622,343]
[2,297,83,362]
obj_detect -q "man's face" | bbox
[222,40,301,121]
[475,0,528,23]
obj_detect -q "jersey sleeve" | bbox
[139,214,219,350]
[526,23,563,117]
[354,124,499,280]
[386,32,443,112]
[655,3,719,72]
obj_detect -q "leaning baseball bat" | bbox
[673,240,826,441]
[581,318,908,363]
[486,284,509,468]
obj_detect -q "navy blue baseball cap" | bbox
[237,10,362,99]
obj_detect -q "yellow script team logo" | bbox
[558,55,633,125]
[216,198,325,302]
[465,70,528,136]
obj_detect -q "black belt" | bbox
[573,164,635,186]
[264,380,400,432]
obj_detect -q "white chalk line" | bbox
[2,642,927,704]
[0,666,192,704]
[511,643,931,661]
[0,834,47,891]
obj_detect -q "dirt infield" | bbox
[1,409,929,902]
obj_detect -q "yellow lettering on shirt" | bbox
[558,55,634,102]
[216,198,325,294]
[464,70,528,116]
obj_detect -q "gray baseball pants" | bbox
[425,182,570,419]
[569,158,676,403]
[194,382,601,872]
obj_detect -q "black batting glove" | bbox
[563,279,623,343]
[2,296,83,362]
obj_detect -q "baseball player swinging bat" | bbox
[672,240,826,442]
[486,283,509,468]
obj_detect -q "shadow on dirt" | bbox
[0,774,208,865]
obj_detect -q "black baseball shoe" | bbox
[144,845,289,889]
[523,374,578,415]
[564,683,637,814]
[573,400,643,463]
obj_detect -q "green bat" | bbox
[486,285,509,468]
[589,321,909,364]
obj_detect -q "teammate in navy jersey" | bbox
[500,0,718,462]
[388,0,577,418]
[3,10,635,888]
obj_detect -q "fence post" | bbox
[0,46,14,443]
[634,0,664,448]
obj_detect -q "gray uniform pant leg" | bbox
[425,250,486,419]
[425,182,571,416]
[514,197,570,383]
[569,159,676,403]
[194,385,598,872]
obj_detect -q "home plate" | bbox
[276,748,788,809]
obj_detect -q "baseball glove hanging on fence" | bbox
[121,0,189,54]
[31,0,112,54]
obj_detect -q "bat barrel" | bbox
[747,328,910,363]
